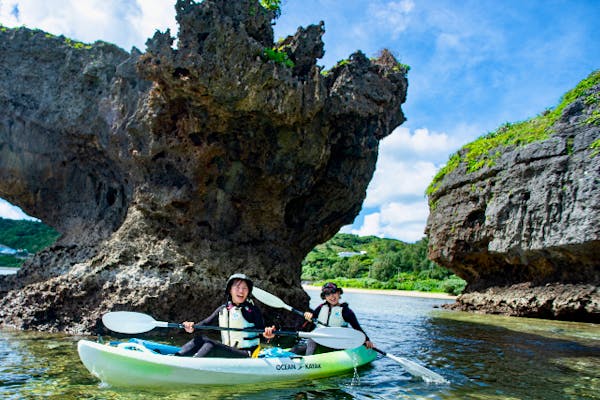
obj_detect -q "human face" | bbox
[230,279,249,305]
[324,291,340,306]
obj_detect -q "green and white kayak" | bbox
[77,339,377,387]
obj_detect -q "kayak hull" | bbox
[77,339,377,387]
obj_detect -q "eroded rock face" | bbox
[0,0,407,333]
[425,75,599,322]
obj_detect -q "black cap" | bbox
[320,282,343,299]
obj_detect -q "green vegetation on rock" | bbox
[302,233,466,295]
[259,0,281,12]
[0,218,60,267]
[393,62,410,73]
[0,254,22,267]
[591,139,600,157]
[63,37,92,50]
[427,69,600,197]
[263,47,294,68]
[586,110,600,126]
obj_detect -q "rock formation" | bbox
[0,0,407,333]
[426,71,600,322]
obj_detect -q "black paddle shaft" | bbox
[185,324,299,337]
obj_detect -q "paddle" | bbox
[252,286,448,384]
[253,287,315,321]
[372,348,448,383]
[101,311,365,350]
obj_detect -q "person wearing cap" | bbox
[294,282,374,355]
[175,273,276,358]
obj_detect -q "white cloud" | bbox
[367,0,414,39]
[346,200,428,242]
[362,126,457,208]
[382,126,457,159]
[0,0,177,51]
[347,126,458,242]
[128,0,177,49]
[363,159,436,207]
[0,199,36,220]
[380,201,429,225]
[347,212,382,237]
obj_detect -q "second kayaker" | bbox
[293,282,374,355]
[175,273,275,358]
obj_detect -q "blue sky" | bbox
[1,0,599,242]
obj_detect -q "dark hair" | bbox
[320,282,343,299]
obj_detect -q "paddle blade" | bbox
[252,287,292,311]
[102,311,158,334]
[300,327,366,349]
[386,353,448,384]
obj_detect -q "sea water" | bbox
[1,288,598,399]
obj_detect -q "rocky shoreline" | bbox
[446,282,600,322]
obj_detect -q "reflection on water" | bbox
[1,289,599,399]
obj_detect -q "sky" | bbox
[1,0,599,242]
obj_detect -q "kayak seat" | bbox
[117,342,155,353]
[258,347,298,358]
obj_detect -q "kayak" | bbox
[77,339,377,387]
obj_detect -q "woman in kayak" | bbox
[175,273,275,358]
[295,282,374,355]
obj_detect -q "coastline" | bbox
[0,267,18,275]
[302,284,457,300]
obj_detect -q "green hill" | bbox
[302,233,466,295]
[0,218,60,267]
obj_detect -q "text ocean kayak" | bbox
[77,339,377,387]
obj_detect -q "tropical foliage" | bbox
[591,139,600,157]
[0,218,60,267]
[263,47,294,68]
[259,0,282,12]
[302,234,466,295]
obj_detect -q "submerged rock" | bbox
[0,0,407,333]
[426,71,600,322]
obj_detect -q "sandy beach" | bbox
[302,284,457,300]
[0,267,18,275]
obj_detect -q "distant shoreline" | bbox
[0,267,19,275]
[302,284,457,300]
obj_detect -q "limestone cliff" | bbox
[426,71,600,322]
[0,0,407,333]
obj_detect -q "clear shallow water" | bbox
[1,288,599,399]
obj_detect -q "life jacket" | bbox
[317,303,348,327]
[218,303,260,349]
